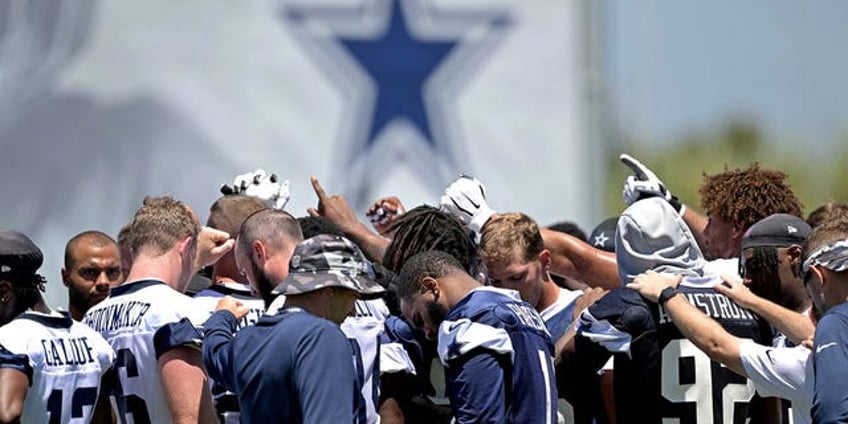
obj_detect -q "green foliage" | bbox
[604,121,848,219]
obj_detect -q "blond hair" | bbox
[479,212,544,263]
[130,196,200,256]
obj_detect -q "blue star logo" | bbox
[338,1,456,146]
[283,0,510,208]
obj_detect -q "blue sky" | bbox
[603,0,848,149]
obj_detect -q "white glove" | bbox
[439,175,496,243]
[220,168,291,210]
[619,154,684,213]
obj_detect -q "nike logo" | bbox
[817,342,838,354]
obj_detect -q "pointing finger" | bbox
[619,154,649,180]
[310,176,328,200]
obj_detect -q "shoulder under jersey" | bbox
[0,311,115,424]
[439,286,558,424]
[579,274,771,424]
[539,287,583,342]
[194,282,266,330]
[341,298,391,424]
[83,279,207,424]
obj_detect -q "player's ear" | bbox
[420,276,438,294]
[539,249,551,269]
[61,268,71,287]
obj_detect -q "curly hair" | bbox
[382,205,477,274]
[807,201,848,229]
[699,163,803,231]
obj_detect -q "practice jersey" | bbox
[83,279,207,424]
[576,275,772,424]
[203,307,359,423]
[539,287,583,342]
[0,311,114,423]
[812,302,848,424]
[438,286,558,424]
[740,342,812,424]
[341,298,391,424]
[193,282,266,423]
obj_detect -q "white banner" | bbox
[0,0,600,307]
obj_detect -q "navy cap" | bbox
[589,217,618,253]
[741,214,810,250]
[0,231,44,276]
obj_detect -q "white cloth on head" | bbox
[615,197,706,285]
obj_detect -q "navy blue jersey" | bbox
[812,302,848,423]
[438,287,558,424]
[202,307,362,424]
[575,275,772,424]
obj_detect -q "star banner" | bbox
[0,0,600,307]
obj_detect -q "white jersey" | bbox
[83,279,208,424]
[193,282,266,330]
[703,257,741,279]
[740,341,812,424]
[0,311,114,424]
[341,298,390,424]
[539,286,583,342]
[193,282,265,423]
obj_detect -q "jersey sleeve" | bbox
[293,323,357,423]
[436,318,514,365]
[380,317,418,375]
[739,341,810,400]
[153,317,204,359]
[812,311,848,423]
[201,310,240,393]
[0,343,32,384]
[577,288,654,356]
[445,349,507,424]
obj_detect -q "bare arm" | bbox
[541,228,620,290]
[681,207,709,253]
[628,271,746,376]
[159,347,217,424]
[0,368,27,424]
[307,177,389,263]
[715,277,815,345]
[90,370,115,424]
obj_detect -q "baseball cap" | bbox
[589,217,618,252]
[0,231,44,276]
[741,213,810,250]
[272,234,385,299]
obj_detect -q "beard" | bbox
[425,299,449,328]
[251,258,277,306]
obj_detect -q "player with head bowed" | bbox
[396,250,559,424]
[203,234,385,423]
[83,195,232,424]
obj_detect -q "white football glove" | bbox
[439,175,496,243]
[220,168,291,210]
[620,154,684,214]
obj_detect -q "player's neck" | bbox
[536,277,560,312]
[125,251,184,291]
[441,274,483,309]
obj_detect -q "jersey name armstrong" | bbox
[658,291,755,324]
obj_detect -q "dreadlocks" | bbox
[382,205,477,274]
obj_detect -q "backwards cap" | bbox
[0,231,43,277]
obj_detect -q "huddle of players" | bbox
[2,154,846,423]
